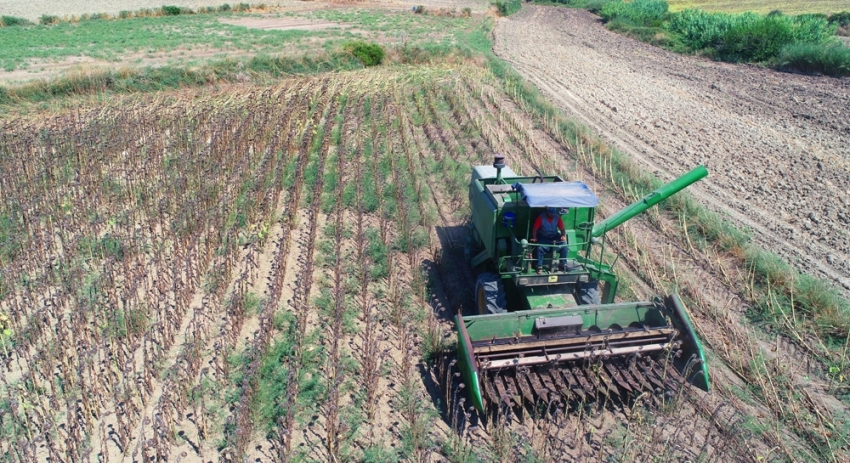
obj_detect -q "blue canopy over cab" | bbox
[512,182,599,208]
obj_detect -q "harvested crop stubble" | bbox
[2,57,847,462]
[0,66,480,462]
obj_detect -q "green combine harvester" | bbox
[456,155,711,412]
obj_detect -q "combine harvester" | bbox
[456,155,711,412]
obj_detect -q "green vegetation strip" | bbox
[538,0,850,76]
[0,53,360,106]
[0,11,346,72]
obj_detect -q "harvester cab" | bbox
[457,155,711,412]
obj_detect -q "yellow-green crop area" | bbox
[668,0,848,14]
[1,4,849,463]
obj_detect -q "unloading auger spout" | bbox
[591,166,708,238]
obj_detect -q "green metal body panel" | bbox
[469,175,596,270]
[667,294,711,391]
[462,301,668,342]
[521,285,578,311]
[455,313,484,411]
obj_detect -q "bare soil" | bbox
[219,16,353,31]
[494,6,850,294]
[0,0,299,21]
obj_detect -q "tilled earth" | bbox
[494,5,850,294]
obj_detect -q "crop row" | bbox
[0,64,768,462]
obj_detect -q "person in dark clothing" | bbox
[530,207,567,274]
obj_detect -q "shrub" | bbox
[462,7,472,18]
[492,0,521,17]
[39,15,60,25]
[1,15,32,27]
[219,4,232,12]
[601,0,668,28]
[345,41,385,67]
[666,10,836,61]
[779,42,850,76]
[162,6,182,16]
[716,14,796,62]
[119,10,132,19]
[585,0,613,13]
[828,11,850,26]
[792,14,838,43]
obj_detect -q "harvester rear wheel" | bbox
[576,280,601,305]
[475,273,506,315]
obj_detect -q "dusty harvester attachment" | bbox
[456,294,709,412]
[457,159,711,412]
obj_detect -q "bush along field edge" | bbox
[535,0,850,77]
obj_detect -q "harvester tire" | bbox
[475,273,506,314]
[576,280,601,305]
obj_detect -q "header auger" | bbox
[456,156,710,412]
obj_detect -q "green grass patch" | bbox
[778,41,850,75]
[601,0,668,27]
[0,16,32,27]
[0,12,339,72]
[577,1,850,77]
[303,8,477,49]
[345,41,385,66]
[493,0,523,16]
[0,8,486,107]
[0,53,365,107]
[665,9,837,62]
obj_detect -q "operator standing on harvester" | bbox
[531,207,568,274]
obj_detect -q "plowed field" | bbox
[494,5,850,294]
